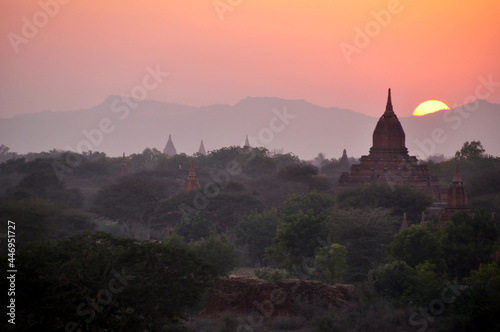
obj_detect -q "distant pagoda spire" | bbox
[400,212,409,232]
[163,134,177,156]
[183,160,201,192]
[244,135,251,148]
[452,163,462,183]
[441,164,470,224]
[339,149,350,168]
[198,140,207,155]
[120,153,128,176]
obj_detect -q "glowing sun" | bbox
[413,100,450,116]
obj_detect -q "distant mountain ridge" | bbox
[1,97,498,160]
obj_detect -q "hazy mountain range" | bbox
[1,97,498,160]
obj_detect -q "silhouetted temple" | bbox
[120,153,128,176]
[198,140,207,155]
[244,135,251,148]
[163,134,177,156]
[440,164,470,224]
[339,149,350,169]
[183,160,201,192]
[338,89,440,200]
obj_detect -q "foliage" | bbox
[128,147,164,171]
[235,208,281,265]
[276,163,331,191]
[175,212,213,242]
[192,230,239,275]
[155,152,192,171]
[320,157,354,183]
[368,260,442,307]
[336,184,433,224]
[8,170,85,209]
[242,150,277,178]
[195,146,282,178]
[205,146,249,169]
[315,311,343,332]
[385,223,445,272]
[315,243,348,284]
[455,140,485,160]
[153,181,263,230]
[246,174,310,208]
[468,168,500,197]
[281,190,335,217]
[91,177,169,238]
[266,210,328,273]
[0,196,95,252]
[4,232,219,331]
[0,144,19,163]
[0,156,25,175]
[0,197,57,248]
[454,262,500,332]
[272,152,301,170]
[278,162,318,181]
[438,211,498,279]
[328,208,400,283]
[254,268,292,282]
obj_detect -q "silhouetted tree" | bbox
[9,232,219,331]
[266,210,328,273]
[455,140,485,160]
[385,223,445,273]
[235,208,281,266]
[91,177,168,238]
[439,211,498,279]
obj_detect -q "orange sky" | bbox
[1,0,499,118]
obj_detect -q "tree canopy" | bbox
[8,232,220,331]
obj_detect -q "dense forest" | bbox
[1,141,499,331]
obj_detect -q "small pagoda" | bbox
[440,164,470,224]
[163,134,177,156]
[183,160,201,192]
[198,140,207,155]
[120,153,128,176]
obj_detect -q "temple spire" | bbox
[339,148,350,168]
[198,140,207,155]
[400,212,409,232]
[452,164,462,183]
[441,163,469,224]
[183,159,201,192]
[385,88,394,114]
[244,135,251,148]
[163,134,177,156]
[342,149,348,159]
[120,153,128,176]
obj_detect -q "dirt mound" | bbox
[200,277,358,318]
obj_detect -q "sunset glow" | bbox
[1,1,499,118]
